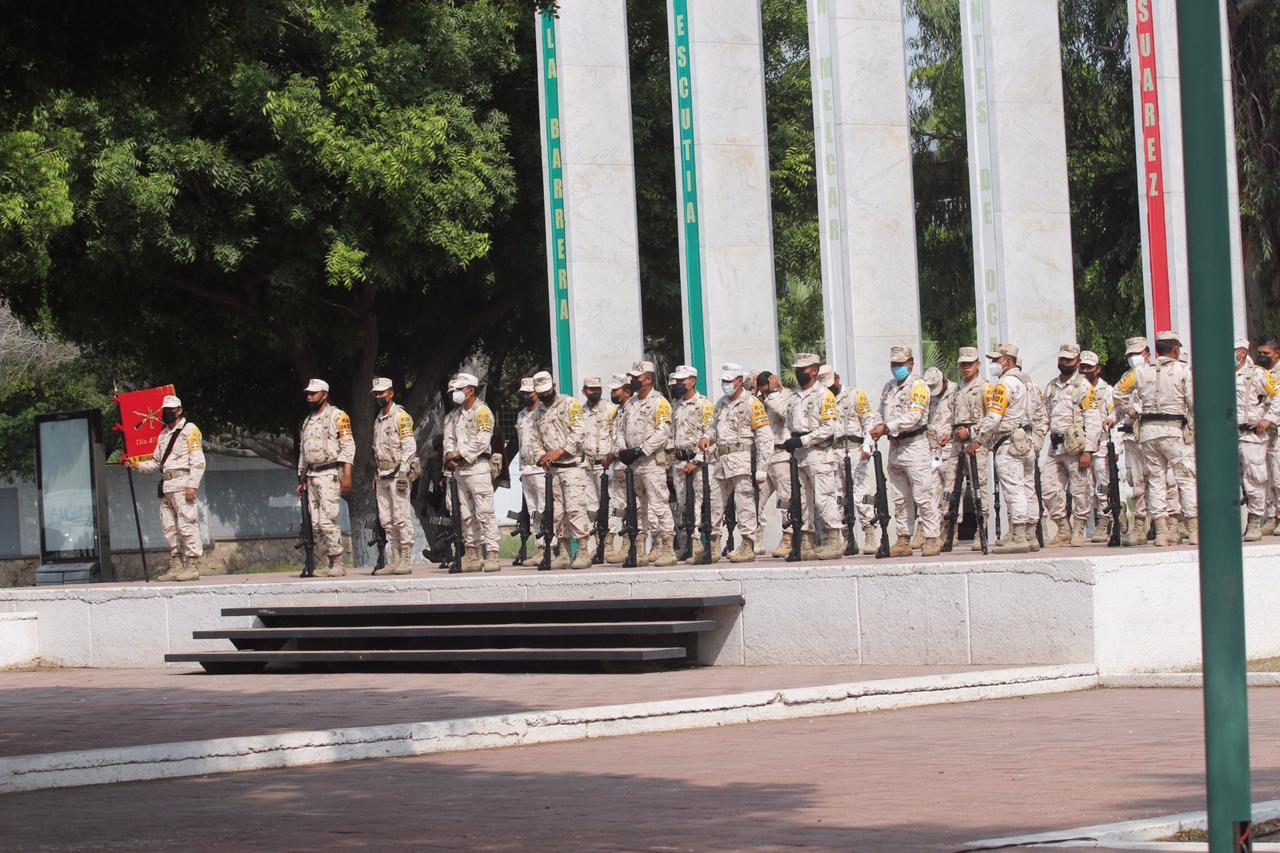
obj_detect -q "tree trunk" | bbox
[344,286,381,568]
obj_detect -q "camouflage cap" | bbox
[986,343,1019,360]
[162,394,182,408]
[581,376,602,388]
[1124,336,1148,355]
[1156,330,1180,342]
[1234,336,1250,351]
[817,364,835,387]
[794,352,820,369]
[719,362,745,381]
[607,373,627,391]
[453,372,478,389]
[371,377,392,393]
[1057,343,1081,359]
[923,367,944,395]
[304,378,329,393]
[1079,350,1099,367]
[670,364,697,381]
[889,344,913,362]
[957,346,979,364]
[627,360,655,377]
[531,370,554,393]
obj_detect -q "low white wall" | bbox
[0,611,38,667]
[3,547,1276,672]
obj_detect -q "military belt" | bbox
[888,426,927,443]
[1142,413,1187,424]
[834,436,865,449]
[674,448,698,462]
[306,461,341,473]
[161,469,189,481]
[1118,425,1134,435]
[718,440,751,454]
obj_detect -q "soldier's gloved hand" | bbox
[184,488,196,504]
[782,436,804,452]
[618,448,642,465]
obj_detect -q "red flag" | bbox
[113,385,176,463]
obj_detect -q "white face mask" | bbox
[451,390,466,405]
[987,362,1004,380]
[721,381,736,395]
[1127,354,1144,369]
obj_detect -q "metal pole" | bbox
[1174,2,1252,850]
[125,467,149,583]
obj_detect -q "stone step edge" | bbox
[0,664,1097,795]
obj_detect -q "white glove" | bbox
[754,469,767,485]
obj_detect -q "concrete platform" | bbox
[4,542,1279,673]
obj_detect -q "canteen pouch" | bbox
[1062,423,1087,455]
[408,456,422,482]
[654,448,672,468]
[489,454,503,484]
[1182,421,1195,445]
[1009,427,1032,458]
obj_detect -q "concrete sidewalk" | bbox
[4,687,1277,851]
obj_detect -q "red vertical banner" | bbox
[1135,0,1171,330]
[113,385,176,463]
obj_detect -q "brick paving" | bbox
[0,664,1009,757]
[3,688,1277,851]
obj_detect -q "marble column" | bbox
[1127,0,1246,341]
[667,0,780,392]
[807,0,921,394]
[959,0,1077,382]
[535,3,645,389]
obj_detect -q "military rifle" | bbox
[697,462,713,565]
[871,445,892,558]
[941,453,967,553]
[841,451,859,556]
[507,496,531,566]
[622,466,640,568]
[723,492,737,556]
[1106,438,1122,547]
[446,474,463,573]
[992,453,1003,542]
[366,519,389,572]
[593,469,610,564]
[750,443,761,519]
[680,469,696,561]
[967,451,989,554]
[295,488,317,578]
[538,468,555,571]
[1033,458,1045,548]
[786,453,803,562]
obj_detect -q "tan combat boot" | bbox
[603,533,622,564]
[174,555,200,582]
[993,523,1031,554]
[888,535,913,558]
[156,554,182,582]
[1126,515,1147,546]
[814,532,845,560]
[1027,522,1041,552]
[482,546,501,572]
[728,537,755,563]
[571,538,592,569]
[1244,514,1263,542]
[771,530,794,559]
[909,526,924,550]
[1152,517,1173,547]
[372,549,395,576]
[550,539,572,570]
[1187,517,1199,545]
[970,534,984,551]
[1177,516,1191,544]
[394,545,413,575]
[863,523,881,554]
[460,546,483,572]
[1069,519,1086,547]
[326,554,346,577]
[1263,517,1279,537]
[651,534,678,567]
[800,532,818,561]
[921,537,942,557]
[1046,518,1070,548]
[1091,516,1112,544]
[708,535,722,564]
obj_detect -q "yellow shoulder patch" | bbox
[397,410,414,437]
[187,426,202,451]
[819,390,837,422]
[987,383,1009,415]
[908,380,929,412]
[1264,370,1280,398]
[700,400,713,427]
[854,390,872,418]
[1115,370,1137,393]
[475,405,494,432]
[655,398,672,426]
[336,411,352,438]
[749,397,768,429]
[1081,385,1097,410]
[568,399,583,425]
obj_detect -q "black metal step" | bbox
[194,620,716,641]
[166,647,687,664]
[222,595,743,619]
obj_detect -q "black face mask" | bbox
[795,370,812,388]
[585,392,601,405]
[519,394,534,407]
[1259,354,1274,368]
[830,384,842,397]
[306,399,323,412]
[538,391,556,405]
[672,382,687,397]
[1059,363,1077,377]
[162,408,179,425]
[629,377,643,393]
[610,394,622,406]
[373,394,389,408]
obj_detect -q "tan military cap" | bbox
[957,346,979,364]
[581,376,602,388]
[1124,336,1148,355]
[889,344,913,362]
[794,352,820,369]
[923,367,944,395]
[1079,351,1099,367]
[986,343,1019,360]
[720,362,744,381]
[519,377,534,393]
[627,360,655,377]
[670,364,697,380]
[1234,336,1250,351]
[1057,343,1081,359]
[1156,330,1180,342]
[304,378,329,393]
[817,364,835,387]
[371,377,392,393]
[607,373,626,391]
[453,372,479,388]
[531,370,554,393]
[162,394,182,408]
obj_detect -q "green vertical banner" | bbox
[538,10,574,391]
[669,0,707,393]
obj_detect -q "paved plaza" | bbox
[3,687,1277,851]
